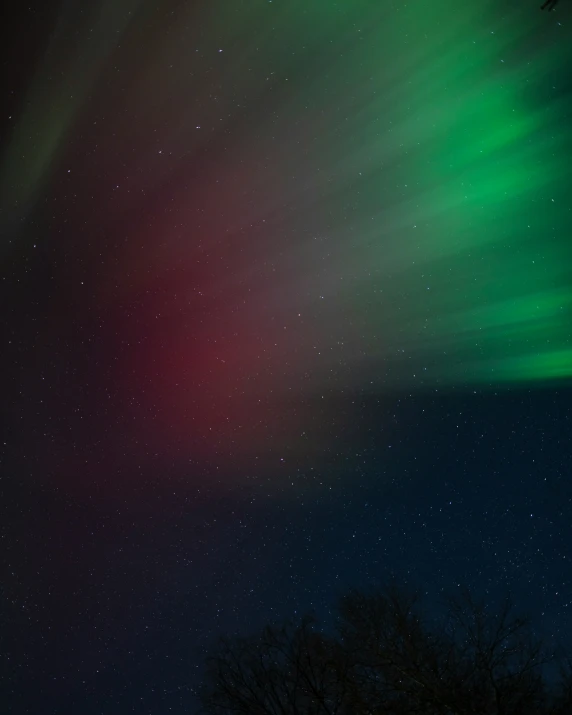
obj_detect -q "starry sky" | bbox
[1,1,571,713]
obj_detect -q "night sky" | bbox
[1,1,571,713]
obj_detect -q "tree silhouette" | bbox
[198,582,570,715]
[198,614,351,715]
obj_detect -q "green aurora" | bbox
[3,0,571,393]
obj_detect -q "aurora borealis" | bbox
[4,1,571,477]
[2,1,571,713]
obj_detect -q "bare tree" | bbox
[198,583,570,715]
[336,583,453,714]
[336,584,558,714]
[198,614,352,715]
[550,653,572,714]
[443,589,551,714]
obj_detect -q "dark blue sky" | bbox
[3,389,570,713]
